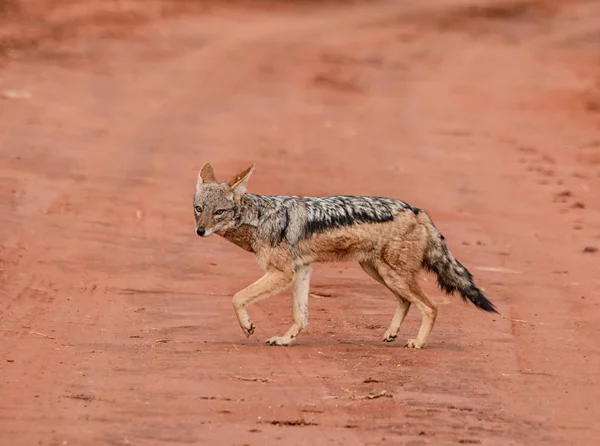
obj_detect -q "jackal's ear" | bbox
[197,163,216,191]
[227,163,255,201]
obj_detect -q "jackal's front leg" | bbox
[232,269,293,338]
[266,265,311,346]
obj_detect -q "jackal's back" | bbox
[244,194,419,246]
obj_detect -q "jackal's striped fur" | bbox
[193,163,497,349]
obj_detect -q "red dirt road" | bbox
[1,1,600,445]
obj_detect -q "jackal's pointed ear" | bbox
[227,163,255,201]
[197,163,216,191]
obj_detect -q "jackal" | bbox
[193,163,498,349]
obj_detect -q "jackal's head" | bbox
[193,162,255,237]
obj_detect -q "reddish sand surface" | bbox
[1,0,600,444]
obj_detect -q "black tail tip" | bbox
[474,295,499,314]
[442,283,500,314]
[478,301,500,314]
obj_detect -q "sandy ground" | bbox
[1,0,600,444]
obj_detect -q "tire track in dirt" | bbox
[391,3,600,442]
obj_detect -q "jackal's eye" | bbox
[214,209,225,216]
[194,205,202,213]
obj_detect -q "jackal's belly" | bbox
[300,225,380,263]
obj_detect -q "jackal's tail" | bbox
[419,213,498,313]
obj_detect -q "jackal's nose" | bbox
[196,227,206,237]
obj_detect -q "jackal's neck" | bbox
[233,193,264,227]
[216,194,264,252]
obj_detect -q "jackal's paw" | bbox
[382,331,397,342]
[404,339,424,349]
[242,322,255,338]
[265,336,293,346]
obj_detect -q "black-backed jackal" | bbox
[193,163,497,349]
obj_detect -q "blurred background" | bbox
[1,1,599,445]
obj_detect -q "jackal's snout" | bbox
[196,227,206,237]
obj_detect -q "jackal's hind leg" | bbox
[360,262,411,343]
[403,280,438,349]
[266,266,311,346]
[376,264,437,349]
